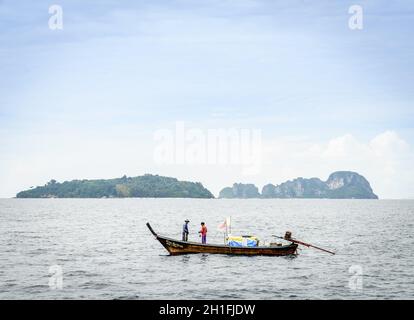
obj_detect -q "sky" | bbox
[0,0,413,198]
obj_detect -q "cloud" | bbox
[369,130,409,156]
[0,126,412,199]
[261,131,413,199]
[0,1,413,199]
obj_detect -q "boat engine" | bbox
[284,231,292,240]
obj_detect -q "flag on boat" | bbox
[217,217,231,232]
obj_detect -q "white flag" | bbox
[217,217,231,232]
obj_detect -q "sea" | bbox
[0,198,413,299]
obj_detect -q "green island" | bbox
[16,174,214,199]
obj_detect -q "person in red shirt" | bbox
[198,222,207,244]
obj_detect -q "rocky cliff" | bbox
[218,183,260,199]
[219,171,378,199]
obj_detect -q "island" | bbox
[16,171,378,199]
[16,174,214,199]
[219,183,260,199]
[219,171,378,199]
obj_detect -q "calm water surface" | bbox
[0,199,413,299]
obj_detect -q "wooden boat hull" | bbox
[147,223,298,256]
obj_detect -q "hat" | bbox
[185,219,190,222]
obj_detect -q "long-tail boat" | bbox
[146,222,298,256]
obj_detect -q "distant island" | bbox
[16,174,214,199]
[219,171,378,199]
[16,171,378,199]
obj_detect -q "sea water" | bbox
[0,198,413,299]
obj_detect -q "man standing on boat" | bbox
[182,219,189,241]
[198,222,207,244]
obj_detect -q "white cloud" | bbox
[369,130,409,156]
[261,131,414,199]
[0,129,412,199]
